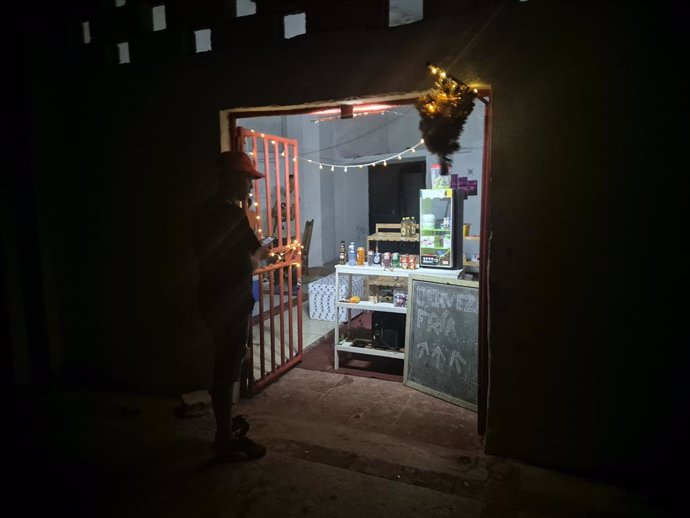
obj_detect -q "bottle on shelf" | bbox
[400,217,408,238]
[339,241,346,265]
[410,216,416,237]
[348,241,356,266]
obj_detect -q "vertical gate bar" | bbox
[283,142,292,244]
[287,264,294,360]
[291,143,301,246]
[272,139,286,367]
[258,272,266,378]
[257,133,270,376]
[279,272,286,366]
[274,141,283,245]
[283,145,294,360]
[243,132,266,379]
[263,136,274,239]
[268,266,276,373]
[262,136,275,374]
[292,142,303,357]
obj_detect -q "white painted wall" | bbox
[237,99,486,267]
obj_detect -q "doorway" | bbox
[224,90,491,435]
[368,159,426,236]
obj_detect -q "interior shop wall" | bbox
[240,105,487,265]
[317,121,370,257]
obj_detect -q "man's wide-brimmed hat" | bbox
[217,151,264,179]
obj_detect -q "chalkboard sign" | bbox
[404,274,479,411]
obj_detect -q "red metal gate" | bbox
[238,127,303,393]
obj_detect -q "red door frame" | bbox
[226,93,492,436]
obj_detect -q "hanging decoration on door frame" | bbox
[416,62,488,175]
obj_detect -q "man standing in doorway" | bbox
[193,150,269,462]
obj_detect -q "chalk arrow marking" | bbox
[450,351,467,374]
[416,341,429,358]
[431,346,446,369]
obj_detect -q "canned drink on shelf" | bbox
[391,252,400,268]
[373,252,381,266]
[356,247,365,265]
[382,251,392,268]
[400,254,409,269]
[367,249,374,266]
[409,254,418,269]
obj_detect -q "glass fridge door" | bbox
[419,189,454,268]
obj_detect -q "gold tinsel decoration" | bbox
[416,63,479,175]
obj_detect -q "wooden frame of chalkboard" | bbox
[403,274,479,412]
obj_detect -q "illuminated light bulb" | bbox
[261,133,265,137]
[292,157,296,162]
[429,65,437,74]
[411,148,416,153]
[254,202,258,207]
[473,88,478,93]
[271,140,275,144]
[420,138,425,144]
[359,165,363,169]
[319,164,323,170]
[397,155,401,160]
[344,167,348,172]
[256,215,261,220]
[440,71,446,78]
[331,166,335,172]
[307,159,312,163]
[250,129,255,132]
[383,161,387,167]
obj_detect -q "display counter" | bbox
[333,264,462,369]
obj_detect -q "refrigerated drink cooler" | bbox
[419,188,464,269]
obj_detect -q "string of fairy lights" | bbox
[245,134,426,174]
[246,62,482,267]
[302,138,425,172]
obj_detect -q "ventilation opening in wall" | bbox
[284,12,306,39]
[236,0,257,17]
[152,4,167,31]
[389,0,424,27]
[81,21,91,44]
[117,41,130,64]
[194,29,212,53]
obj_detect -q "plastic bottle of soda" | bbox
[400,217,408,238]
[348,242,356,266]
[339,241,346,265]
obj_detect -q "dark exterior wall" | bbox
[12,0,687,485]
[473,1,688,484]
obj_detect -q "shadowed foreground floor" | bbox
[9,368,669,517]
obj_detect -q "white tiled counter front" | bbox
[308,273,365,322]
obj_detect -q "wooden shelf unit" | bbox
[367,222,419,252]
